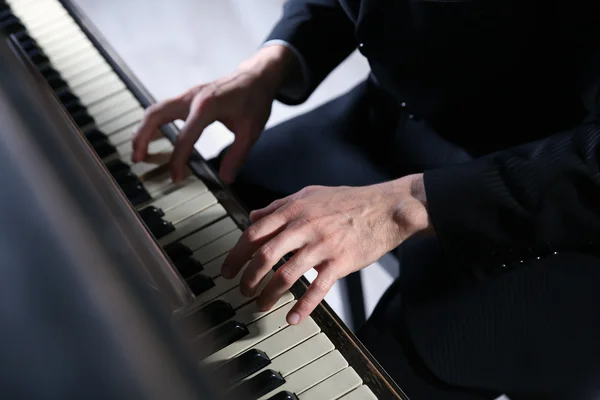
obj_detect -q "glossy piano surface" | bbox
[1,0,410,398]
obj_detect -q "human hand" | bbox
[221,174,434,325]
[132,44,299,183]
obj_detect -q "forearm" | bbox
[237,44,302,98]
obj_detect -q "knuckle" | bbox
[256,243,274,263]
[296,297,315,314]
[276,267,296,287]
[245,224,261,243]
[283,200,304,218]
[315,274,336,293]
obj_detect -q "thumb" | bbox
[219,130,257,184]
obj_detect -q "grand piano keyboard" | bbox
[1,1,408,399]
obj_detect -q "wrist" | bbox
[239,44,300,95]
[387,173,435,239]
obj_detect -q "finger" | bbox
[249,196,289,223]
[132,96,190,162]
[170,97,216,182]
[221,211,289,280]
[287,264,337,325]
[239,227,310,297]
[256,246,322,311]
[219,128,258,184]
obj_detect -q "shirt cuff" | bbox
[261,39,310,103]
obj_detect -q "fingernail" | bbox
[287,312,300,325]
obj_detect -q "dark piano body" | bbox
[0,0,409,399]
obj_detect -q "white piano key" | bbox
[37,29,87,53]
[117,137,171,159]
[130,159,166,178]
[86,89,137,121]
[163,191,217,225]
[337,385,378,400]
[32,24,82,48]
[201,253,228,278]
[27,17,76,40]
[185,269,274,320]
[249,317,320,361]
[241,333,334,385]
[141,172,188,197]
[158,204,227,246]
[180,218,237,252]
[71,75,126,106]
[202,301,295,367]
[258,350,348,400]
[191,274,244,310]
[101,107,145,135]
[57,52,107,81]
[12,6,66,27]
[298,368,362,400]
[233,291,293,326]
[192,229,241,264]
[45,37,94,63]
[202,292,294,338]
[9,0,64,14]
[143,172,194,198]
[14,7,66,30]
[68,64,114,90]
[106,124,136,146]
[150,180,209,213]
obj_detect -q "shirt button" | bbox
[408,114,415,119]
[359,42,364,48]
[401,102,407,107]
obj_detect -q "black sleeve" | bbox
[265,0,357,104]
[423,2,600,270]
[424,120,600,268]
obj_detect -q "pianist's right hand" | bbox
[132,44,300,183]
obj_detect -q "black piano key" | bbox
[268,391,299,400]
[147,219,175,238]
[138,206,164,221]
[138,209,165,228]
[105,159,131,178]
[16,35,38,51]
[174,256,203,279]
[120,182,152,207]
[225,369,285,400]
[187,273,215,295]
[56,90,80,107]
[186,300,235,333]
[115,171,141,186]
[0,8,12,21]
[164,242,193,261]
[92,140,116,158]
[196,320,249,360]
[46,74,68,91]
[0,15,24,34]
[84,128,107,144]
[216,349,271,385]
[70,110,95,128]
[26,48,50,66]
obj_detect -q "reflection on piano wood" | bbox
[1,0,409,398]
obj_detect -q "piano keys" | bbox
[1,0,408,398]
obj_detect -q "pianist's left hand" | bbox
[221,173,434,325]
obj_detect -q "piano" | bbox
[0,0,409,399]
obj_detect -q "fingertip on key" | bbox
[287,312,300,325]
